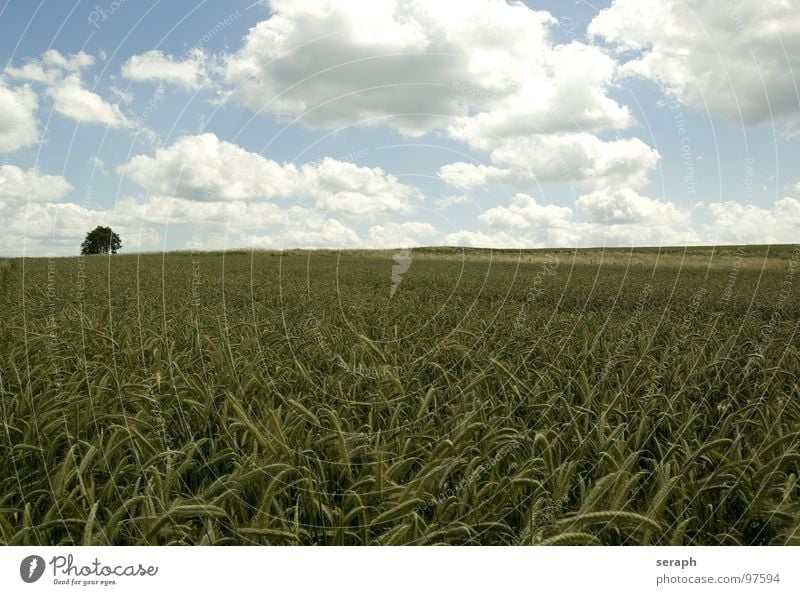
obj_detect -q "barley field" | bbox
[1,245,799,545]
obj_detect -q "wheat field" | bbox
[1,246,798,545]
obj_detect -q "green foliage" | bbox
[80,225,122,255]
[0,247,798,545]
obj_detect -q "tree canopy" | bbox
[81,226,122,255]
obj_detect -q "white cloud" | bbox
[113,195,289,229]
[5,50,137,132]
[5,50,94,84]
[445,41,632,147]
[3,5,795,255]
[277,217,361,247]
[440,229,513,248]
[434,194,471,210]
[4,192,794,255]
[439,134,660,190]
[0,83,38,152]
[481,193,573,230]
[576,188,688,225]
[48,74,133,128]
[437,163,505,190]
[367,221,438,247]
[42,49,95,72]
[701,197,800,244]
[471,191,800,248]
[214,0,661,217]
[479,189,697,247]
[0,201,159,256]
[4,62,52,85]
[218,0,671,241]
[223,0,631,138]
[119,133,296,200]
[307,158,417,215]
[109,86,135,105]
[184,218,363,250]
[589,0,800,132]
[0,165,72,203]
[118,133,420,215]
[89,156,108,176]
[122,49,208,89]
[118,196,367,250]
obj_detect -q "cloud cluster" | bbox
[215,0,676,239]
[701,197,800,244]
[4,49,134,130]
[5,49,94,85]
[48,74,134,128]
[439,134,660,191]
[222,0,631,140]
[122,49,208,89]
[0,83,38,152]
[5,189,797,256]
[476,190,693,247]
[0,201,160,256]
[481,193,573,231]
[2,1,798,255]
[367,221,439,247]
[477,185,697,246]
[476,190,800,248]
[118,133,419,215]
[0,165,73,203]
[589,0,800,134]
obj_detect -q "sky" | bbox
[0,0,798,256]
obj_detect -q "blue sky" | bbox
[1,0,798,255]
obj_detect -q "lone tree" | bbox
[81,226,122,255]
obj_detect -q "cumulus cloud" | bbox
[4,61,53,85]
[589,0,800,133]
[440,229,514,248]
[470,190,800,248]
[118,133,420,215]
[183,216,363,250]
[119,133,297,200]
[0,83,38,152]
[576,188,689,226]
[41,49,95,72]
[5,50,94,84]
[112,195,289,229]
[122,49,208,89]
[219,0,659,207]
[0,165,72,203]
[4,3,795,255]
[48,74,134,128]
[6,50,136,130]
[481,193,573,230]
[109,86,135,105]
[367,221,439,247]
[223,0,631,138]
[700,197,800,244]
[5,192,794,255]
[308,158,418,215]
[277,217,362,247]
[479,189,699,247]
[439,134,660,190]
[445,41,632,147]
[0,85,38,153]
[0,201,159,256]
[434,194,471,210]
